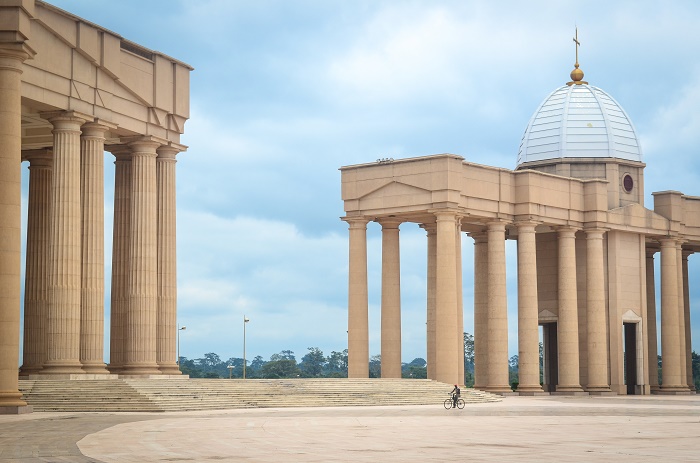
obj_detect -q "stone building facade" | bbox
[0,0,191,413]
[340,62,697,395]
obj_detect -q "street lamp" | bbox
[227,364,233,379]
[243,315,250,379]
[177,325,186,368]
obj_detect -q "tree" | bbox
[402,358,427,379]
[200,352,222,369]
[325,350,348,377]
[464,332,475,387]
[509,355,519,390]
[692,351,700,390]
[300,347,326,377]
[463,333,474,370]
[260,359,301,379]
[250,355,266,375]
[369,355,381,378]
[270,350,295,362]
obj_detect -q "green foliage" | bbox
[260,359,301,379]
[401,358,427,379]
[299,347,326,377]
[464,332,475,385]
[369,355,381,378]
[693,351,700,390]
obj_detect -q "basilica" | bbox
[341,37,697,395]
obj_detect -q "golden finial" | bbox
[567,27,588,86]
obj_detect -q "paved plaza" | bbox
[0,395,699,462]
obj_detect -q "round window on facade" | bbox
[622,174,634,193]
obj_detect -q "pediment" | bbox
[359,180,431,200]
[538,309,557,320]
[621,309,641,322]
[607,203,668,231]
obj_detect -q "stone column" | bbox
[516,221,543,394]
[121,138,161,375]
[379,218,402,378]
[41,111,90,375]
[484,221,511,393]
[108,146,132,374]
[585,228,611,393]
[434,211,459,385]
[0,27,32,413]
[675,243,687,388]
[645,248,660,392]
[659,238,684,391]
[79,122,111,374]
[156,145,181,375]
[455,218,464,386]
[345,217,369,378]
[556,227,584,393]
[19,150,52,376]
[682,250,694,391]
[421,222,437,380]
[470,231,488,389]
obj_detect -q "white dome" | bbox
[517,84,642,166]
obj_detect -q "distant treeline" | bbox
[179,334,700,391]
[178,348,430,380]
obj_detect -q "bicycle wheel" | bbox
[457,398,465,409]
[443,398,452,409]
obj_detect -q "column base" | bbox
[0,405,32,415]
[553,385,588,396]
[479,385,515,395]
[119,374,189,379]
[516,385,546,395]
[81,363,111,375]
[655,386,693,395]
[158,364,183,375]
[25,373,119,380]
[585,385,615,395]
[587,390,617,396]
[119,364,161,376]
[40,361,84,375]
[18,366,43,377]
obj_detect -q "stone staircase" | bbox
[19,378,501,412]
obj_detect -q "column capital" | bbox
[514,220,539,232]
[556,226,578,238]
[41,110,92,128]
[376,217,402,229]
[342,216,369,229]
[156,144,184,161]
[659,237,679,248]
[21,148,52,166]
[126,136,162,153]
[419,219,437,234]
[583,228,606,240]
[432,209,459,222]
[0,43,34,69]
[107,144,132,162]
[81,120,117,139]
[682,249,694,260]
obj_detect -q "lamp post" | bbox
[243,315,250,379]
[177,325,186,368]
[227,364,233,379]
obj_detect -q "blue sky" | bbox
[34,0,700,364]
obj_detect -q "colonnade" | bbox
[17,114,182,377]
[344,211,695,394]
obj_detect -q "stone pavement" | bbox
[1,395,699,462]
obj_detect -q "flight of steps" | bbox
[19,378,501,412]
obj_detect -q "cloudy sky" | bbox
[35,0,700,364]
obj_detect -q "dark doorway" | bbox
[624,322,638,395]
[541,322,558,392]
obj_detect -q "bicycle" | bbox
[444,395,465,409]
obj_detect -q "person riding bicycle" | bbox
[450,384,461,408]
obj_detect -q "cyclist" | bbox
[450,384,461,408]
